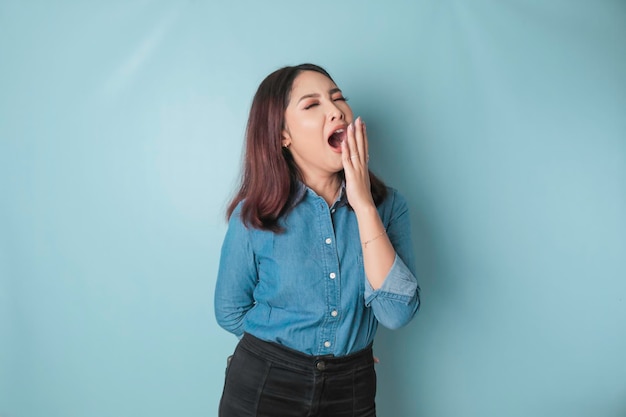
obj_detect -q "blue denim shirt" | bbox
[214,184,420,356]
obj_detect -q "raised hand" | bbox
[342,116,375,212]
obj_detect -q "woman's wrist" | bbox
[353,201,377,218]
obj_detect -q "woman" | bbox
[214,63,420,417]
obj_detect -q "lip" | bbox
[328,124,348,136]
[327,124,349,152]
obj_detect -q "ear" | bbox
[281,129,291,148]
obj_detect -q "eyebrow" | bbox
[297,88,343,103]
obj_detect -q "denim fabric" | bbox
[218,333,376,417]
[215,184,420,356]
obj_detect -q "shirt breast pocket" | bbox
[256,233,326,307]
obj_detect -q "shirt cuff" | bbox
[364,254,418,306]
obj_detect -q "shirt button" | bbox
[325,238,332,244]
[331,310,338,317]
[331,208,336,213]
[324,341,331,348]
[329,272,336,279]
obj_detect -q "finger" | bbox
[347,121,360,164]
[355,117,366,165]
[341,133,355,169]
[363,120,369,164]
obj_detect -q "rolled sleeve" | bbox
[364,254,418,305]
[364,254,420,329]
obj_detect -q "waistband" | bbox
[239,332,374,373]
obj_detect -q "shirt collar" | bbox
[289,180,348,210]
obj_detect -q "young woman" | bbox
[214,63,420,417]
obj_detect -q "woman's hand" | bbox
[343,116,395,290]
[342,117,375,211]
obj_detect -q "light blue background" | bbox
[1,1,625,416]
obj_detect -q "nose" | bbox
[328,102,345,121]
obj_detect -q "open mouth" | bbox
[328,128,347,149]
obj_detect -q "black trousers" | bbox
[219,333,377,417]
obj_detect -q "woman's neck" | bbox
[304,175,342,206]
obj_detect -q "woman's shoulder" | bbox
[226,200,251,232]
[378,186,409,217]
[226,199,244,224]
[227,199,276,239]
[382,186,407,205]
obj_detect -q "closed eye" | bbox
[303,96,348,110]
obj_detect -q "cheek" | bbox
[286,113,317,133]
[294,118,323,137]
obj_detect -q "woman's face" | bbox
[282,70,354,182]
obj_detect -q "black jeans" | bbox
[219,333,377,417]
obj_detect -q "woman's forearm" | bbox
[354,204,395,289]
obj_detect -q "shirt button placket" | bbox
[321,205,338,355]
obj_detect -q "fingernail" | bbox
[349,123,354,132]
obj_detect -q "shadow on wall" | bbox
[372,206,443,416]
[361,93,443,415]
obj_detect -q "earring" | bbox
[283,143,290,148]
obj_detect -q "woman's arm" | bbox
[214,207,258,337]
[342,118,420,328]
[342,117,398,289]
[362,191,420,329]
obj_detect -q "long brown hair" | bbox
[227,63,387,232]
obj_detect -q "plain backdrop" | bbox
[1,1,625,416]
